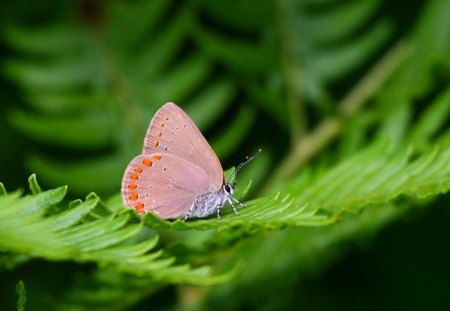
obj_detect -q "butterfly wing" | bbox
[121,153,213,219]
[142,102,223,192]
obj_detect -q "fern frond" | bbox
[0,177,235,285]
[142,135,450,234]
[3,1,245,196]
[16,280,27,311]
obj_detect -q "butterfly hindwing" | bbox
[121,153,213,219]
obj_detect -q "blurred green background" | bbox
[1,0,449,310]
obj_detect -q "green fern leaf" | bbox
[3,2,244,196]
[0,178,236,285]
[141,136,450,236]
[28,174,42,195]
[16,280,27,311]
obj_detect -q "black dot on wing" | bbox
[163,168,167,172]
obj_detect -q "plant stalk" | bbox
[262,39,411,193]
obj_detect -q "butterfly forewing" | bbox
[142,103,223,191]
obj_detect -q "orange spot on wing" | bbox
[156,130,162,137]
[128,183,137,190]
[153,140,159,147]
[130,174,139,180]
[165,116,169,120]
[153,155,161,161]
[136,202,144,208]
[143,159,153,167]
[135,202,145,214]
[129,193,138,201]
[134,167,143,173]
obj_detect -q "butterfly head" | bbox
[223,181,235,196]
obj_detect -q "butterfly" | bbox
[121,102,259,220]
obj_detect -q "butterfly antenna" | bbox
[227,148,262,183]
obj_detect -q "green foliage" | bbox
[1,0,395,197]
[0,0,449,310]
[0,175,238,285]
[3,1,250,197]
[16,280,26,311]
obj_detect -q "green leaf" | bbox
[150,55,213,104]
[9,109,116,150]
[184,79,236,131]
[190,18,274,74]
[0,183,6,196]
[3,6,242,196]
[51,196,100,231]
[23,185,67,215]
[28,173,42,195]
[302,0,381,44]
[408,88,450,149]
[24,93,111,115]
[16,280,27,311]
[0,193,68,259]
[4,56,97,91]
[106,0,174,51]
[142,137,450,236]
[297,142,450,214]
[211,104,256,158]
[4,25,86,54]
[131,6,191,77]
[308,19,392,82]
[0,178,235,285]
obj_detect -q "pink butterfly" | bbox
[121,102,259,220]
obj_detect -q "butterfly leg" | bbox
[183,202,197,221]
[216,207,222,219]
[227,198,240,215]
[232,204,240,215]
[231,197,247,208]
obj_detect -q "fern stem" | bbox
[263,39,411,192]
[276,0,307,144]
[338,42,410,117]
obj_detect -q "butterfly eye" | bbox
[224,183,232,194]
